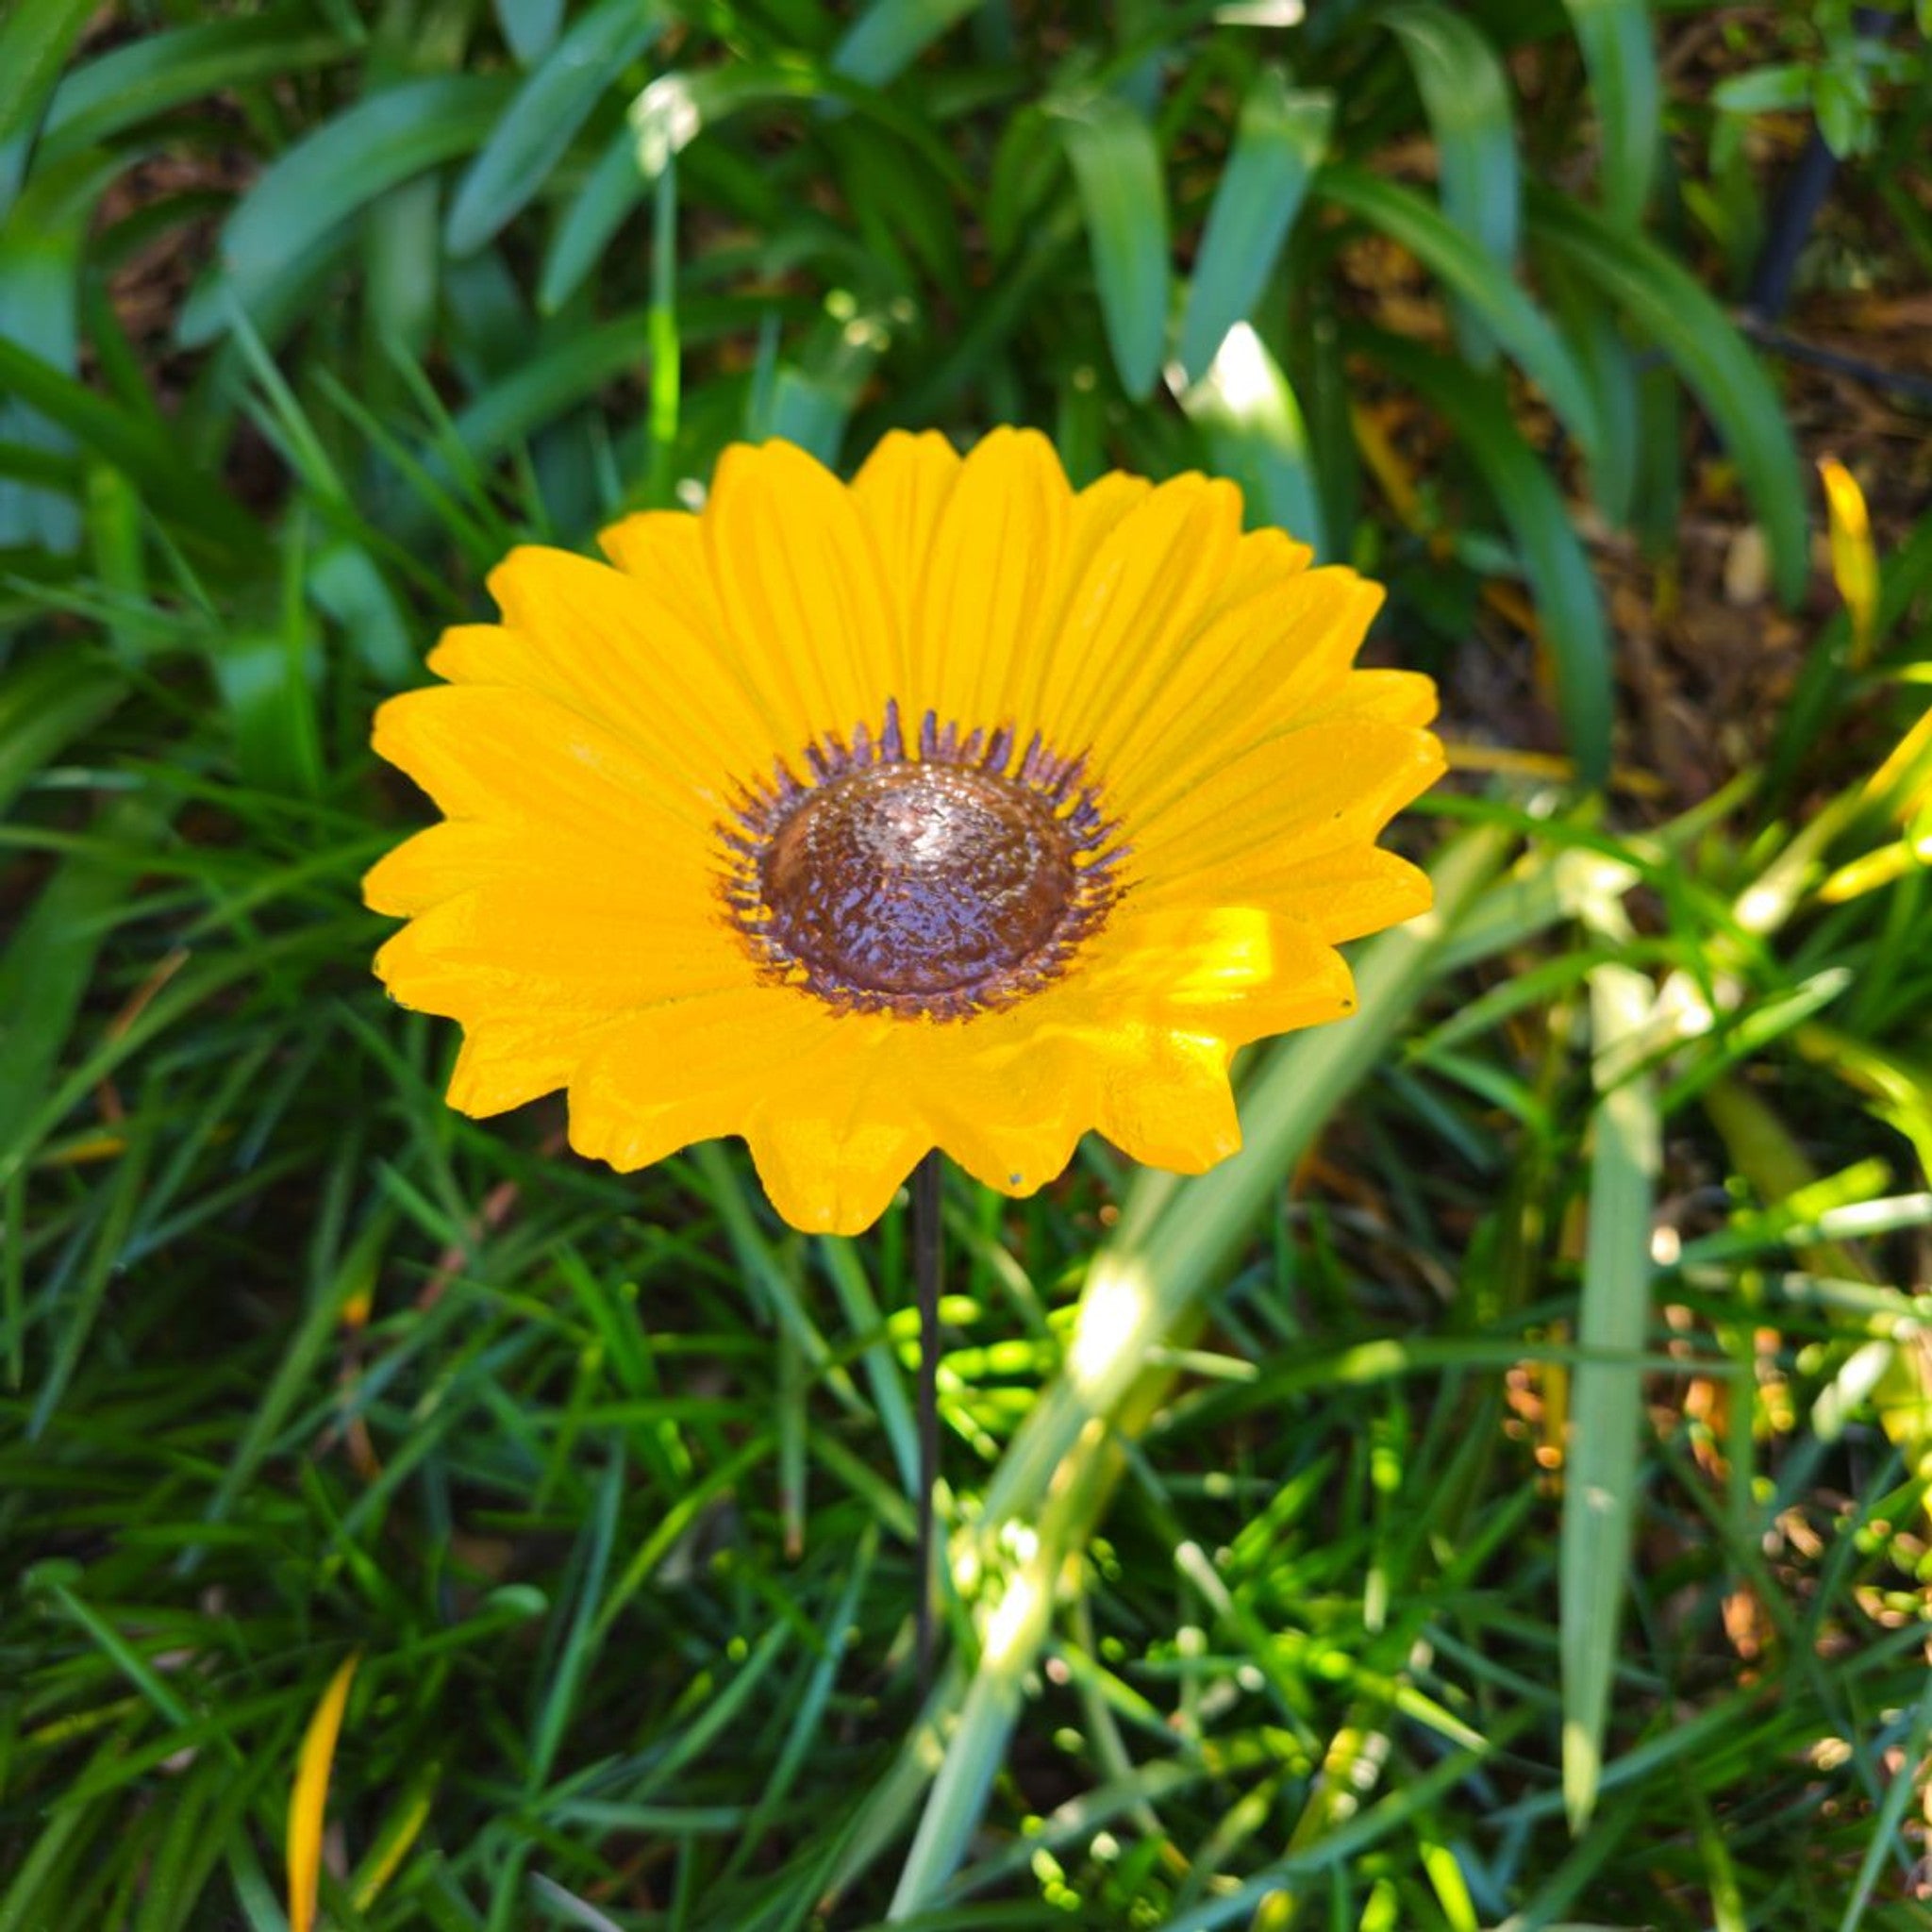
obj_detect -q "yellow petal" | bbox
[1035,473,1246,769]
[477,546,789,800]
[705,440,899,757]
[1092,1030,1242,1174]
[912,426,1073,731]
[374,866,738,1025]
[851,428,964,671]
[373,685,702,840]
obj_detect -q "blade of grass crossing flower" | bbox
[178,75,513,346]
[1359,329,1612,786]
[1560,0,1660,225]
[1384,5,1520,367]
[1320,166,1600,460]
[831,0,980,87]
[1174,72,1330,384]
[288,1650,360,1932]
[1562,963,1660,1830]
[1053,93,1170,402]
[1527,187,1807,604]
[444,0,662,257]
[884,830,1513,1913]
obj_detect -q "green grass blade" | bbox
[41,14,356,159]
[831,0,980,89]
[1053,92,1169,402]
[1174,71,1329,384]
[444,0,661,258]
[0,0,93,160]
[1179,322,1326,557]
[178,74,512,346]
[0,647,125,817]
[1357,328,1612,787]
[1526,186,1807,604]
[1562,962,1660,1830]
[1561,0,1659,225]
[1319,165,1600,460]
[1384,4,1520,366]
[538,121,643,314]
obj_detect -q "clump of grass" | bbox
[6,3,1932,1926]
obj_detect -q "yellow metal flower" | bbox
[366,430,1443,1233]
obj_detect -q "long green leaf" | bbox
[831,0,980,89]
[42,13,354,158]
[0,649,125,818]
[1175,71,1329,384]
[445,0,661,257]
[0,0,93,150]
[1054,93,1169,403]
[538,121,642,314]
[1385,3,1519,365]
[179,75,511,346]
[1319,165,1601,459]
[1360,328,1613,787]
[1563,963,1660,1829]
[1527,187,1807,604]
[1180,323,1326,558]
[1562,0,1659,225]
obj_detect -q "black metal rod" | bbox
[913,1151,943,1689]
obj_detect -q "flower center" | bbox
[761,763,1075,999]
[720,703,1124,1020]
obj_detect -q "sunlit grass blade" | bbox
[1385,3,1519,366]
[1527,186,1807,604]
[1561,0,1660,225]
[1320,165,1601,460]
[885,828,1515,1912]
[1179,322,1326,556]
[1562,962,1660,1831]
[1174,70,1330,385]
[1053,92,1170,402]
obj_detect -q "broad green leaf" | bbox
[1180,323,1326,558]
[42,14,353,159]
[445,0,661,258]
[1361,328,1613,787]
[1175,71,1329,384]
[1053,93,1169,402]
[1320,165,1601,460]
[832,0,979,88]
[179,74,512,347]
[1527,187,1807,604]
[1386,4,1519,364]
[1563,964,1660,1828]
[494,0,564,64]
[539,121,644,314]
[0,0,93,151]
[1562,0,1660,224]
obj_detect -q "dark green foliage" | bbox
[5,2,1931,1925]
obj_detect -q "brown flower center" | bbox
[720,703,1124,1020]
[761,763,1075,999]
